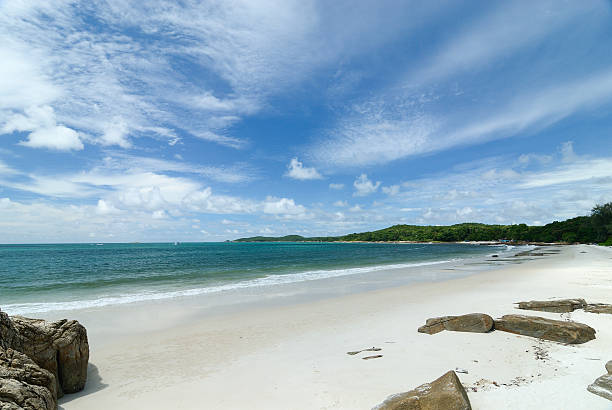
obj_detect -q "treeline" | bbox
[235,202,612,245]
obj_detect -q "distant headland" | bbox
[235,202,612,245]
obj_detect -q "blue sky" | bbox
[1,0,612,243]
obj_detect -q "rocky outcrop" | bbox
[0,311,21,351]
[8,316,89,397]
[0,347,57,410]
[0,310,88,400]
[418,314,494,335]
[584,304,612,314]
[606,360,612,374]
[516,298,586,313]
[494,314,596,344]
[373,370,471,410]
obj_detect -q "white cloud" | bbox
[262,197,307,216]
[3,105,83,151]
[191,131,247,150]
[518,158,612,189]
[95,199,120,215]
[333,200,347,207]
[353,174,380,196]
[310,67,612,169]
[20,125,83,151]
[101,152,255,184]
[382,185,400,196]
[285,157,322,180]
[329,183,344,190]
[101,120,131,148]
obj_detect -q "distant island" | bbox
[235,202,612,245]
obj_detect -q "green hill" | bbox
[234,202,612,245]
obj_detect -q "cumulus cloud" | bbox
[329,183,344,190]
[262,197,307,216]
[3,105,83,151]
[285,157,322,180]
[353,174,380,196]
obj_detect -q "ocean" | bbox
[0,242,513,315]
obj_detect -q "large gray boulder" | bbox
[418,313,494,335]
[515,298,586,313]
[373,370,471,410]
[9,316,89,397]
[0,347,57,410]
[494,314,595,344]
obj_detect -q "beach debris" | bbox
[373,370,471,410]
[455,368,468,374]
[362,355,383,360]
[584,303,612,314]
[347,347,381,355]
[533,344,550,361]
[0,346,57,410]
[494,314,596,344]
[516,298,586,313]
[587,362,612,401]
[0,309,89,398]
[418,313,494,335]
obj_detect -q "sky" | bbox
[1,0,612,243]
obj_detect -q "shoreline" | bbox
[55,244,612,409]
[5,242,521,318]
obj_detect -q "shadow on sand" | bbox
[58,363,108,409]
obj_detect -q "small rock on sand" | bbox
[587,374,612,401]
[373,370,471,410]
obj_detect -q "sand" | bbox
[57,245,612,410]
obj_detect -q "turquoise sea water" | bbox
[0,242,507,315]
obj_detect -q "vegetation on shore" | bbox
[235,202,612,245]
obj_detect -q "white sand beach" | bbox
[56,245,612,410]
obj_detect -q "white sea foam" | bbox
[3,259,455,315]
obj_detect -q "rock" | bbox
[587,374,612,401]
[606,360,612,374]
[584,304,612,314]
[418,314,494,335]
[494,314,595,344]
[9,316,89,397]
[515,298,586,313]
[373,370,471,410]
[0,347,57,410]
[0,311,21,351]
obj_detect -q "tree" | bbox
[591,202,612,242]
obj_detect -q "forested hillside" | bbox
[235,203,612,245]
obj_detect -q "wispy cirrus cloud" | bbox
[409,0,607,85]
[310,67,612,168]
